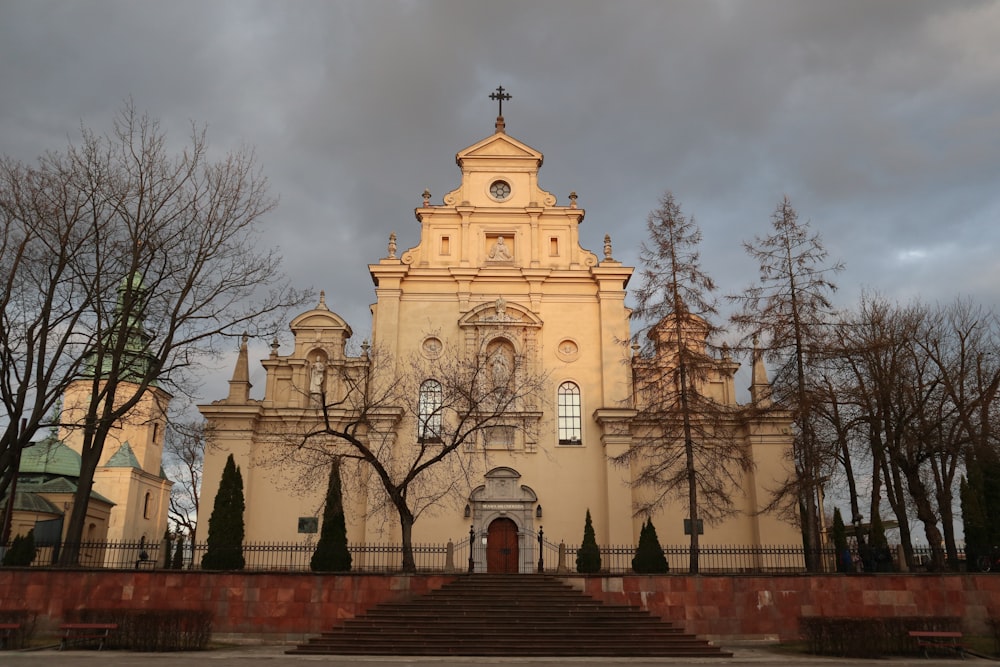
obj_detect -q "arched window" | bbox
[558,381,582,445]
[143,492,152,519]
[418,380,442,442]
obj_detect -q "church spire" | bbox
[749,338,772,406]
[226,332,252,404]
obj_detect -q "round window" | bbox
[489,180,511,201]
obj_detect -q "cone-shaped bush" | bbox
[832,508,850,573]
[2,529,37,566]
[311,458,352,572]
[632,518,669,573]
[576,509,602,573]
[201,454,245,570]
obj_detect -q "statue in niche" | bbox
[488,236,513,261]
[491,348,511,386]
[309,358,325,395]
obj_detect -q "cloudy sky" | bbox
[2,0,999,407]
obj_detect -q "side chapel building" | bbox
[199,114,798,571]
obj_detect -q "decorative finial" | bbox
[603,234,613,261]
[270,337,280,357]
[569,192,578,209]
[241,331,249,346]
[489,85,511,133]
[388,232,397,259]
[422,189,431,206]
[361,339,370,361]
[318,290,329,310]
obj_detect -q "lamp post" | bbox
[537,526,544,573]
[468,525,475,573]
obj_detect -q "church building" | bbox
[199,110,798,572]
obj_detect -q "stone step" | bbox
[288,574,729,658]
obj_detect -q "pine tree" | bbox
[730,196,844,572]
[576,509,602,573]
[311,458,352,572]
[632,518,669,573]
[2,529,37,567]
[869,513,892,572]
[201,454,245,570]
[832,508,849,573]
[172,535,185,569]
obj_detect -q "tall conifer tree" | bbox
[311,458,352,572]
[201,454,245,570]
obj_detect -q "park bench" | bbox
[0,622,21,649]
[59,622,117,650]
[908,630,966,658]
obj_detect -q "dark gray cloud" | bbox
[2,0,998,403]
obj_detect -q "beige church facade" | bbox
[199,117,799,571]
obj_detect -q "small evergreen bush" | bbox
[575,509,602,573]
[632,518,669,573]
[2,529,37,567]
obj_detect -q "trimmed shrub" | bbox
[311,458,352,572]
[69,609,212,651]
[632,518,669,573]
[2,529,37,567]
[201,454,245,571]
[576,509,601,573]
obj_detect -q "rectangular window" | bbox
[558,381,582,445]
[549,237,559,256]
[440,236,451,255]
[298,517,318,533]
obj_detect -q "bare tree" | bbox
[285,341,548,573]
[618,191,750,574]
[730,196,844,571]
[0,102,306,562]
[0,155,99,539]
[163,420,206,541]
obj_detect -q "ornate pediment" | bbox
[458,297,542,329]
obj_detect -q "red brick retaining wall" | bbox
[2,569,998,642]
[574,574,1000,640]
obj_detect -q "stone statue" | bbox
[488,236,513,261]
[309,359,325,395]
[491,349,511,386]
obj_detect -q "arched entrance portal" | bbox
[487,518,519,573]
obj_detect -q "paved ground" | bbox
[1,644,995,667]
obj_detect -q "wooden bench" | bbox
[908,630,966,657]
[59,622,117,651]
[0,622,21,650]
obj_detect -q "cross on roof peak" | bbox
[489,86,512,131]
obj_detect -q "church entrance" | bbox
[486,518,519,573]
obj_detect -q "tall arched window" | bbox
[418,379,442,442]
[143,492,152,519]
[558,381,582,445]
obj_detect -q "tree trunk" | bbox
[397,504,416,573]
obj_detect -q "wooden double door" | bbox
[486,518,519,573]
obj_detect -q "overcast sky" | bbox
[2,0,999,408]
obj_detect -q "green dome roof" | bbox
[18,435,81,477]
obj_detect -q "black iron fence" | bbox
[1,537,969,574]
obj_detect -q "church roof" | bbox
[105,441,141,469]
[18,435,81,477]
[0,486,63,515]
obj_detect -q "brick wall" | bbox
[2,569,998,643]
[573,573,1000,640]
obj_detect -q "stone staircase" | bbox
[288,574,731,657]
